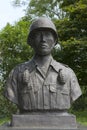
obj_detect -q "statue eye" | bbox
[34,31,41,38]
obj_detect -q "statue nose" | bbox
[40,32,46,42]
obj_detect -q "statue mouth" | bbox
[40,43,49,48]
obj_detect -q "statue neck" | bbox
[34,54,52,67]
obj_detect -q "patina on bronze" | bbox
[5,17,82,114]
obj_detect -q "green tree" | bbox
[57,0,87,40]
[12,0,64,19]
[0,18,34,116]
[12,0,87,41]
[54,0,87,110]
[0,0,87,114]
[0,18,33,83]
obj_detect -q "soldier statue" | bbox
[5,17,82,114]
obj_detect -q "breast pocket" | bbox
[19,88,32,110]
[56,88,70,109]
[49,84,57,93]
[61,89,69,95]
[20,83,32,94]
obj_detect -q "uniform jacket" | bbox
[5,57,82,111]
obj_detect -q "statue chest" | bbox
[17,67,70,111]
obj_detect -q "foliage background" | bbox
[0,0,87,117]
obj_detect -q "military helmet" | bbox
[27,17,58,45]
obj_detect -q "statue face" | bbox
[31,30,56,55]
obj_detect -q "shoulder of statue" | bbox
[60,63,69,68]
[52,59,69,70]
[13,59,33,73]
[60,63,75,77]
[58,63,77,85]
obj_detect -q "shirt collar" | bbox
[50,58,62,72]
[33,55,52,68]
[29,56,62,73]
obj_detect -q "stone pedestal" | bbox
[10,112,77,129]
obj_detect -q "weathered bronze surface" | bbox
[5,17,82,114]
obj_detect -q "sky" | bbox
[0,0,25,30]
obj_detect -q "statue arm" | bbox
[4,67,18,104]
[70,69,82,102]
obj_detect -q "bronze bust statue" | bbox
[5,17,82,114]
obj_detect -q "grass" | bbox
[72,110,87,126]
[0,110,87,126]
[0,117,10,126]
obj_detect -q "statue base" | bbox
[10,112,77,129]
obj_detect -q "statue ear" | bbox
[54,43,61,51]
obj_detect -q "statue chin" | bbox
[36,50,52,56]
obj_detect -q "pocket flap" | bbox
[49,84,56,93]
[61,89,69,95]
[20,84,33,94]
[20,89,30,94]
